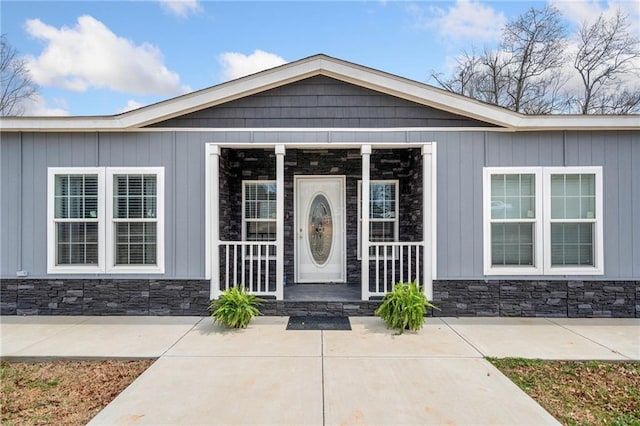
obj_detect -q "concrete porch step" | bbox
[283,283,361,301]
[261,300,381,317]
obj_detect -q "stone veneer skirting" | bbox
[1,279,638,318]
[0,279,211,316]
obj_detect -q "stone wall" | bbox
[0,279,210,316]
[1,279,638,317]
[222,148,423,287]
[433,280,640,318]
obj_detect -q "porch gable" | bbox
[147,75,498,129]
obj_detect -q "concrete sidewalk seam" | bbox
[439,317,487,358]
[545,318,635,361]
[322,355,484,359]
[157,317,205,358]
[321,330,326,426]
[161,354,322,359]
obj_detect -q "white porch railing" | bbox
[218,241,278,297]
[368,242,424,298]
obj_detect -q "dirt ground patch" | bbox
[2,358,639,425]
[489,358,640,426]
[1,359,154,426]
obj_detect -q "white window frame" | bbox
[242,180,277,257]
[106,167,165,273]
[483,168,543,275]
[357,180,399,260]
[483,166,603,276]
[543,167,603,275]
[47,167,105,274]
[47,167,164,274]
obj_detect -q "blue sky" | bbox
[1,0,638,116]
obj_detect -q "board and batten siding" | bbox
[148,75,495,129]
[0,131,207,279]
[431,129,639,280]
[1,129,638,280]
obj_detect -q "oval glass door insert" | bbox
[308,194,333,265]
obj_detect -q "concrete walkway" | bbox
[1,316,638,425]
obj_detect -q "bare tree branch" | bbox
[573,9,640,114]
[500,5,566,113]
[429,5,638,115]
[1,34,38,116]
[430,49,483,98]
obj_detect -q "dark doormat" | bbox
[286,316,351,331]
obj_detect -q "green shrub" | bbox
[208,286,263,329]
[375,280,439,334]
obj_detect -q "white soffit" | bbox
[0,54,638,131]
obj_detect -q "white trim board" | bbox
[2,55,638,132]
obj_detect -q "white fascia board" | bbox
[515,114,640,130]
[0,116,124,131]
[118,58,325,128]
[318,59,522,128]
[0,57,326,131]
[0,55,638,131]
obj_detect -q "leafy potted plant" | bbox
[375,280,439,334]
[208,286,263,329]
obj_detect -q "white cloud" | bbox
[551,0,605,25]
[117,99,145,114]
[23,15,191,96]
[551,0,640,32]
[218,50,287,81]
[20,94,69,116]
[159,0,202,18]
[409,0,506,43]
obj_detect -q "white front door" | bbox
[295,176,346,282]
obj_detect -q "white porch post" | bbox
[209,145,221,300]
[422,144,433,300]
[275,144,286,300]
[361,144,372,300]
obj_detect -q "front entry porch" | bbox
[206,143,436,301]
[284,283,360,301]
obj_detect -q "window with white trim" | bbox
[242,181,276,255]
[357,180,399,258]
[48,167,164,274]
[484,167,602,275]
[49,169,104,272]
[544,168,602,274]
[109,171,161,269]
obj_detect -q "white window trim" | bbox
[242,180,277,258]
[106,167,165,273]
[483,167,543,275]
[242,180,277,240]
[543,167,603,275]
[483,166,603,276]
[357,180,399,260]
[47,166,164,274]
[47,167,105,274]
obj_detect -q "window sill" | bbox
[544,266,604,276]
[47,266,103,274]
[105,265,165,274]
[484,266,543,276]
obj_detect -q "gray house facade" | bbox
[1,55,638,317]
